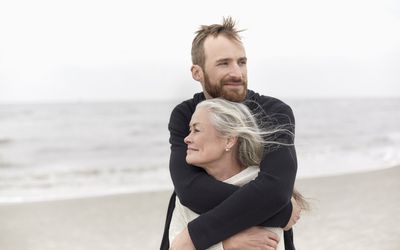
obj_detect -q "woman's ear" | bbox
[225,136,238,151]
[191,65,203,82]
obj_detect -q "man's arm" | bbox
[170,226,280,250]
[169,100,296,249]
[168,103,239,213]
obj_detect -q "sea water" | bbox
[0,98,399,203]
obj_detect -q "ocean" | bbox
[1,98,399,203]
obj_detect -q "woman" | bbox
[169,98,307,250]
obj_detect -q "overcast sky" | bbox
[1,0,399,103]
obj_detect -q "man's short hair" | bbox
[191,17,244,69]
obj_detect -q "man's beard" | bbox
[203,73,247,102]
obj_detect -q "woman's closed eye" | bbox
[189,128,200,133]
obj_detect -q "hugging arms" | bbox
[168,91,298,249]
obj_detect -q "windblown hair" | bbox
[191,16,244,69]
[196,98,290,167]
[196,98,309,210]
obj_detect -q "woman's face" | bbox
[184,107,227,168]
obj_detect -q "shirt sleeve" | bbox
[168,103,239,213]
[168,100,297,249]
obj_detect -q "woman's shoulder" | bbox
[224,166,260,186]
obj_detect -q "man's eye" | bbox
[217,62,228,66]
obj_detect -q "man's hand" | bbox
[223,226,280,250]
[169,227,196,250]
[283,197,301,231]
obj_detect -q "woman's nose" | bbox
[184,134,191,144]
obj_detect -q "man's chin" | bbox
[222,89,247,102]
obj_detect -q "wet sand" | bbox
[0,166,399,250]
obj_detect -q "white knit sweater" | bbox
[169,166,284,250]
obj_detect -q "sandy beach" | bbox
[0,166,399,250]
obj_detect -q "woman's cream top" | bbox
[169,166,284,250]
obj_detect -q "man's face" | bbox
[201,35,248,102]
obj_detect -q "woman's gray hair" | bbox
[196,98,309,210]
[196,98,292,167]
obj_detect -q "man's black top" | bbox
[160,90,297,249]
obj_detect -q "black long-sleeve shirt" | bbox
[161,90,298,249]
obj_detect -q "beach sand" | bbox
[0,166,399,250]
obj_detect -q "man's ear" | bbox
[191,65,203,82]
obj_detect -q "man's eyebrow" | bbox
[215,58,230,64]
[215,57,247,63]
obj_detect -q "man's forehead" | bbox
[204,35,243,50]
[203,35,245,60]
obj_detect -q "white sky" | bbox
[0,0,399,103]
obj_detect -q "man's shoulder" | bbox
[172,92,205,111]
[247,90,296,131]
[169,92,205,122]
[246,90,292,114]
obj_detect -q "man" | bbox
[161,17,301,250]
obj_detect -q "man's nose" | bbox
[229,63,242,78]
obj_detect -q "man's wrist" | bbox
[282,200,293,228]
[187,221,200,249]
